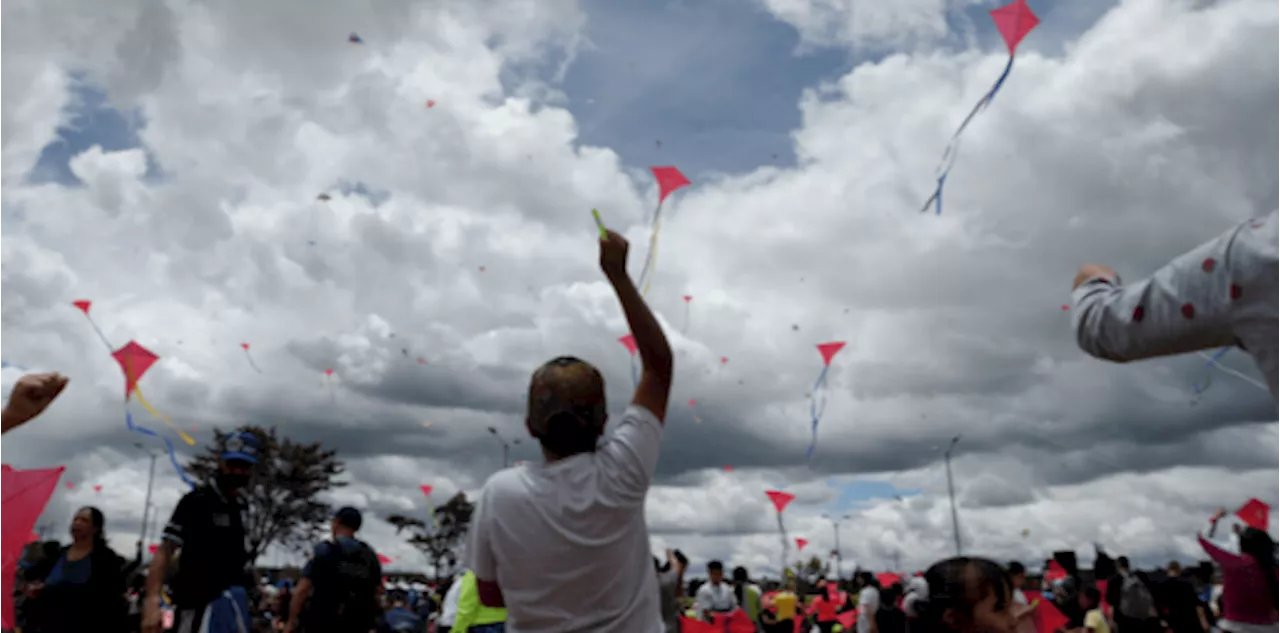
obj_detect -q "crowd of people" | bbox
[4,216,1277,633]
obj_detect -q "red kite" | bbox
[809,342,847,459]
[618,335,639,386]
[112,342,159,399]
[2,465,65,629]
[795,538,809,551]
[419,485,433,498]
[377,553,393,565]
[1236,498,1270,532]
[636,166,692,296]
[93,485,103,493]
[921,0,1038,215]
[240,343,262,373]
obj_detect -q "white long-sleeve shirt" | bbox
[693,581,737,614]
[1073,210,1278,400]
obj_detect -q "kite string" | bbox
[630,354,640,388]
[243,349,263,374]
[922,55,1016,214]
[1197,349,1268,393]
[806,365,830,459]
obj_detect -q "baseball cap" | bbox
[334,506,363,531]
[220,431,260,465]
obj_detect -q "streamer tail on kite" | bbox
[807,342,847,459]
[920,0,1038,215]
[636,167,690,296]
[241,343,263,374]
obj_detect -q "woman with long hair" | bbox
[1200,509,1278,633]
[908,557,1018,633]
[25,506,128,632]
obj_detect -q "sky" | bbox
[1,0,1277,579]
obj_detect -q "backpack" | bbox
[1118,573,1156,619]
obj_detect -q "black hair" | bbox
[1239,527,1278,607]
[1007,561,1025,576]
[1116,556,1130,570]
[1081,587,1100,607]
[733,566,749,604]
[911,557,1012,633]
[78,506,108,551]
[674,550,688,566]
[880,582,902,607]
[708,560,724,572]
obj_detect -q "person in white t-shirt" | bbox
[466,229,675,633]
[437,572,464,631]
[693,561,738,618]
[856,572,881,633]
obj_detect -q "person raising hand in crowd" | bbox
[1071,210,1277,400]
[465,228,675,632]
[2,372,70,434]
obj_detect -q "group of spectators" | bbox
[5,215,1277,633]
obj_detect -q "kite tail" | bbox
[244,351,263,374]
[125,408,195,489]
[806,365,831,459]
[132,385,196,445]
[637,201,664,296]
[921,55,1017,215]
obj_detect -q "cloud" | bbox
[2,0,1276,578]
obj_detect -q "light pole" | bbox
[487,427,521,468]
[944,434,963,556]
[135,443,158,553]
[821,513,852,579]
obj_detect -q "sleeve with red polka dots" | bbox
[1070,216,1271,365]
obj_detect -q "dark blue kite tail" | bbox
[922,55,1017,215]
[125,407,195,489]
[806,364,832,459]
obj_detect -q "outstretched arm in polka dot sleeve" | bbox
[1070,222,1251,363]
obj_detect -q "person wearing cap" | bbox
[286,506,383,633]
[465,229,674,632]
[143,431,260,633]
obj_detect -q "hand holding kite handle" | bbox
[2,372,70,434]
[599,229,630,281]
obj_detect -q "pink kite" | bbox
[808,342,847,459]
[680,610,755,633]
[636,166,692,295]
[682,295,693,333]
[877,572,903,588]
[325,368,334,376]
[795,538,809,552]
[93,485,103,493]
[618,334,639,386]
[921,0,1038,215]
[377,553,393,565]
[64,482,74,490]
[240,343,262,373]
[765,490,797,574]
[687,399,696,407]
[419,484,433,498]
[425,99,436,108]
[112,341,159,398]
[2,465,65,629]
[1236,498,1270,532]
[723,465,734,472]
[148,544,159,555]
[72,300,91,314]
[720,356,728,365]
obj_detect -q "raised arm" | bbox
[1,373,69,435]
[600,230,674,422]
[1070,219,1249,363]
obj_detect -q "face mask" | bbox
[217,472,251,491]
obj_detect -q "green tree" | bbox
[186,425,345,564]
[386,491,474,582]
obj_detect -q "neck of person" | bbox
[70,537,95,555]
[334,527,355,541]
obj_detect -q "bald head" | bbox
[526,356,607,457]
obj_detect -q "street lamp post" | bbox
[821,513,852,579]
[135,443,158,552]
[944,435,963,556]
[487,427,521,468]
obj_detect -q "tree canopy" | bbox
[186,425,345,564]
[386,491,474,581]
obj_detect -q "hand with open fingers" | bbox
[3,372,69,432]
[599,229,629,279]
